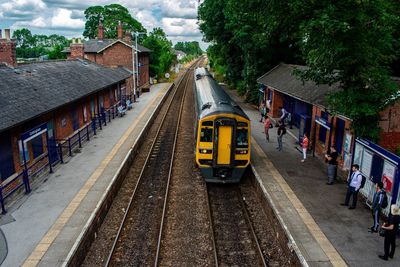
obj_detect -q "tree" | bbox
[296,0,400,140]
[83,4,146,39]
[174,41,203,56]
[142,28,174,78]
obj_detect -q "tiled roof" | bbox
[63,39,151,53]
[0,59,131,132]
[257,63,340,107]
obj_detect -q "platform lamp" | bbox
[131,31,146,102]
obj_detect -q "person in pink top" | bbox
[301,133,309,162]
[264,116,271,142]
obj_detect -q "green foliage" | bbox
[142,28,174,78]
[198,0,400,141]
[174,41,203,56]
[12,28,70,59]
[83,4,146,39]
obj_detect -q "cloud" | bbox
[51,8,85,29]
[0,0,47,20]
[162,18,201,37]
[12,16,47,28]
[160,0,198,19]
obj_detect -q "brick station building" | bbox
[64,22,151,100]
[0,29,130,184]
[257,63,400,171]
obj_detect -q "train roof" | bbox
[194,68,249,120]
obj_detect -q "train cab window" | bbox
[202,121,213,126]
[236,129,248,148]
[200,128,213,142]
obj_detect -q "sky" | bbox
[0,0,208,50]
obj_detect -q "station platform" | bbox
[225,87,399,266]
[0,83,172,267]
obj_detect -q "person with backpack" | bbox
[276,121,286,151]
[369,182,387,233]
[341,164,362,209]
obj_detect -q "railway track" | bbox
[104,61,200,266]
[207,184,267,267]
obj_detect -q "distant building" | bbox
[174,50,186,61]
[0,29,130,184]
[64,22,151,100]
[257,63,400,170]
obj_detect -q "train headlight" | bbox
[235,150,248,154]
[199,149,212,154]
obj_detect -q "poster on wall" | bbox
[382,161,396,193]
[343,152,352,170]
[353,143,363,166]
[344,133,352,153]
[361,150,373,177]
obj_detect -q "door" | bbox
[72,108,79,131]
[0,132,15,181]
[217,126,232,165]
[335,118,345,154]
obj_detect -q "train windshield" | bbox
[200,128,213,142]
[236,129,248,148]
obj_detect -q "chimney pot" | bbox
[98,22,104,40]
[4,29,11,40]
[117,21,123,39]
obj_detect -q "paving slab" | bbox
[0,83,171,267]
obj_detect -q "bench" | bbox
[126,99,133,110]
[117,105,127,117]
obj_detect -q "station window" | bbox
[200,128,213,142]
[236,129,248,148]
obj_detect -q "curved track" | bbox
[105,61,200,266]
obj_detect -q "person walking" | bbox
[369,182,386,233]
[263,116,271,142]
[340,164,362,209]
[325,146,338,185]
[259,101,266,122]
[379,204,400,261]
[301,133,308,162]
[276,122,286,151]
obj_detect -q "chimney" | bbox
[69,37,85,59]
[98,22,104,40]
[124,32,131,43]
[4,29,10,40]
[117,21,123,39]
[0,29,17,67]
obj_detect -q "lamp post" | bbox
[132,31,145,102]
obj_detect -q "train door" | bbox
[217,126,232,165]
[214,118,235,166]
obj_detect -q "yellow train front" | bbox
[194,68,250,183]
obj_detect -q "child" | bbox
[264,116,271,142]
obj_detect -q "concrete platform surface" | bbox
[225,87,399,267]
[0,83,171,267]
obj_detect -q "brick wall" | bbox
[103,42,133,69]
[379,101,400,153]
[0,39,17,67]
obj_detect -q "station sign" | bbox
[315,116,331,130]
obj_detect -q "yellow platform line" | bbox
[252,137,347,267]
[22,86,169,267]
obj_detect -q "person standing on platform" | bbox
[276,122,286,151]
[379,204,400,261]
[369,182,386,233]
[259,101,266,123]
[263,116,271,142]
[325,146,338,185]
[340,164,362,209]
[301,133,309,162]
[279,106,288,124]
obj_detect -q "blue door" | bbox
[0,132,15,180]
[335,118,345,154]
[72,108,79,131]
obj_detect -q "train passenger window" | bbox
[237,122,248,127]
[236,129,248,147]
[200,128,213,142]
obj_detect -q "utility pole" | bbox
[131,31,145,102]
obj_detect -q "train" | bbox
[194,67,251,183]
